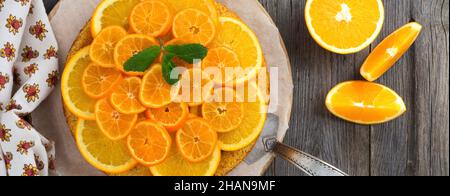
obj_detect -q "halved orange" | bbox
[163,0,218,24]
[114,34,159,75]
[176,118,217,162]
[202,47,240,85]
[76,120,137,174]
[95,99,138,140]
[61,46,97,120]
[90,26,128,67]
[305,0,385,54]
[140,64,174,108]
[146,102,189,132]
[202,88,244,133]
[172,9,216,46]
[129,1,173,37]
[361,22,422,81]
[210,17,263,85]
[326,81,407,125]
[176,68,214,106]
[91,0,141,37]
[110,77,146,114]
[81,63,123,99]
[127,121,172,166]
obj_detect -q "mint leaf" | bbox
[165,44,208,64]
[162,54,180,85]
[124,46,160,72]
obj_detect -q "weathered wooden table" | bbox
[43,0,449,176]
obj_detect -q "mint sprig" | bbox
[124,46,160,72]
[122,43,208,85]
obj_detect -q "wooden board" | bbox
[44,0,449,176]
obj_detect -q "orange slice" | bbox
[90,26,128,67]
[129,1,173,37]
[110,77,146,114]
[114,34,159,75]
[163,0,218,24]
[202,88,244,133]
[219,84,268,151]
[202,47,240,85]
[140,64,174,108]
[176,68,214,106]
[81,63,122,99]
[326,81,407,125]
[91,0,141,37]
[176,118,217,162]
[76,120,137,174]
[61,46,97,120]
[146,102,189,132]
[210,17,263,85]
[95,99,138,140]
[127,121,172,166]
[305,0,385,54]
[172,9,216,46]
[361,22,422,81]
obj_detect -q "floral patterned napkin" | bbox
[0,0,58,176]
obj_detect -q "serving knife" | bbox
[245,114,349,176]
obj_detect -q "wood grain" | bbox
[43,0,449,176]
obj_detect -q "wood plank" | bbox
[259,0,371,176]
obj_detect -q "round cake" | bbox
[63,0,268,176]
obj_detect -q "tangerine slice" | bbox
[172,9,216,46]
[90,26,127,67]
[81,63,123,99]
[326,81,407,124]
[129,1,173,37]
[176,118,217,162]
[202,47,241,85]
[110,77,146,114]
[140,64,174,108]
[146,102,189,132]
[202,88,244,133]
[114,34,159,75]
[95,99,138,140]
[176,68,215,106]
[127,121,172,166]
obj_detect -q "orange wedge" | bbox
[172,9,216,46]
[127,121,172,166]
[140,64,174,108]
[90,26,127,67]
[361,22,422,81]
[202,47,241,85]
[95,99,138,140]
[110,77,146,114]
[163,0,218,24]
[176,118,217,162]
[305,0,384,54]
[210,17,263,85]
[176,68,215,106]
[146,102,189,132]
[81,63,123,99]
[114,34,159,75]
[326,81,407,125]
[129,1,173,37]
[61,46,97,120]
[91,0,140,37]
[202,88,244,133]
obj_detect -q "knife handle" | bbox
[273,142,348,176]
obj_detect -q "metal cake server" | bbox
[245,114,349,176]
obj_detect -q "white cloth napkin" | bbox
[0,0,58,176]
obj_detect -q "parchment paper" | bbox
[34,0,293,176]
